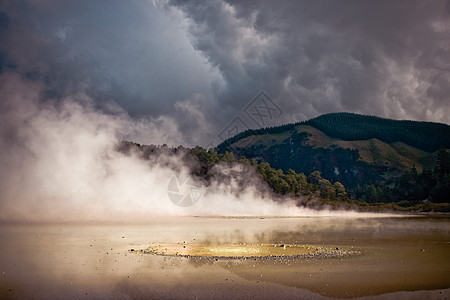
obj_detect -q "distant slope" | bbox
[218,113,450,154]
[295,125,432,172]
[216,113,449,187]
[306,113,450,152]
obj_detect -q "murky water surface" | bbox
[0,215,449,299]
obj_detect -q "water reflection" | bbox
[0,216,449,299]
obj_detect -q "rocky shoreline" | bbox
[131,244,361,260]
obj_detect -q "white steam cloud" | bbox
[0,73,184,221]
[0,73,395,222]
[0,73,299,222]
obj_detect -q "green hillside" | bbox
[218,113,450,153]
[216,113,449,187]
[307,113,450,152]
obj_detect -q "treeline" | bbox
[119,142,449,211]
[190,147,449,210]
[216,121,303,153]
[256,164,349,202]
[305,113,450,152]
[216,112,450,153]
[353,148,450,205]
[119,141,351,204]
[192,146,352,205]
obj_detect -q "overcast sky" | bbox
[0,0,449,147]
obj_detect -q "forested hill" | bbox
[217,113,450,153]
[306,113,450,152]
[215,113,450,188]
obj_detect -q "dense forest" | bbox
[354,148,450,206]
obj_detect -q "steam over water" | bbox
[0,73,393,222]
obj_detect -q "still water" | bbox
[0,215,449,299]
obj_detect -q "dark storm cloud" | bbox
[0,0,448,148]
[0,0,219,119]
[171,0,450,126]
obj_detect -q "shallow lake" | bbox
[0,215,449,299]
